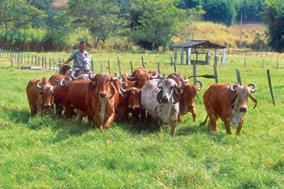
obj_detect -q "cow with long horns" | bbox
[26,77,55,116]
[141,78,182,136]
[117,82,142,122]
[203,83,257,135]
[126,67,159,88]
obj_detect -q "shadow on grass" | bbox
[5,108,30,124]
[176,120,230,142]
[4,106,224,141]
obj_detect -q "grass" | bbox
[0,52,283,188]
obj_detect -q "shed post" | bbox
[180,48,184,65]
[206,50,211,65]
[174,48,177,66]
[187,48,191,65]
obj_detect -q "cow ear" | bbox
[173,88,180,104]
[109,83,116,99]
[156,89,163,104]
[89,81,96,92]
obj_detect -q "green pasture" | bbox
[0,52,283,188]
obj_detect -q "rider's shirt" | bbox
[68,49,89,69]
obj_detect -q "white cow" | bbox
[141,78,181,136]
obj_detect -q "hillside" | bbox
[176,22,267,49]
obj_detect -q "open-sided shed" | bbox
[173,40,226,65]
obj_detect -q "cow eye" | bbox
[39,92,43,95]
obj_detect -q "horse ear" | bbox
[156,90,163,104]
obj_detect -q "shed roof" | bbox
[173,40,226,49]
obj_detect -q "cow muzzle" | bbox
[162,96,169,103]
[44,103,52,109]
[99,92,107,98]
[239,107,247,113]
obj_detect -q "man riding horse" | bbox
[58,41,93,79]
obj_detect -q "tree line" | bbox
[0,0,282,52]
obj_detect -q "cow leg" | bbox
[37,102,43,114]
[170,122,177,137]
[65,106,74,119]
[236,120,244,135]
[224,119,232,135]
[104,105,115,129]
[55,103,63,116]
[208,116,217,133]
[94,114,103,132]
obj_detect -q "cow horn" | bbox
[157,79,163,89]
[36,80,42,88]
[230,84,238,92]
[59,79,66,87]
[112,76,118,81]
[249,94,257,109]
[119,82,128,93]
[195,80,203,91]
[182,79,188,86]
[248,83,257,93]
[127,75,136,81]
[150,72,159,79]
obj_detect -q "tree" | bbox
[127,0,194,50]
[235,0,264,23]
[263,0,284,52]
[203,0,236,25]
[0,0,44,30]
[68,0,123,47]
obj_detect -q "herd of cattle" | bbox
[26,66,257,136]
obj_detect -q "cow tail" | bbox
[200,115,208,126]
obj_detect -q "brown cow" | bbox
[168,72,201,122]
[203,83,257,135]
[116,83,142,122]
[49,74,72,116]
[126,67,158,88]
[26,77,55,116]
[87,73,119,130]
[62,79,91,119]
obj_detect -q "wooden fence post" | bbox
[173,60,177,72]
[214,65,218,83]
[262,58,265,70]
[108,60,111,74]
[38,56,41,66]
[100,63,103,73]
[174,48,177,66]
[49,58,51,69]
[235,69,242,85]
[42,56,44,68]
[10,56,13,68]
[267,69,276,106]
[141,56,145,68]
[117,57,121,75]
[157,62,160,75]
[130,61,133,73]
[276,55,279,69]
[193,63,197,85]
